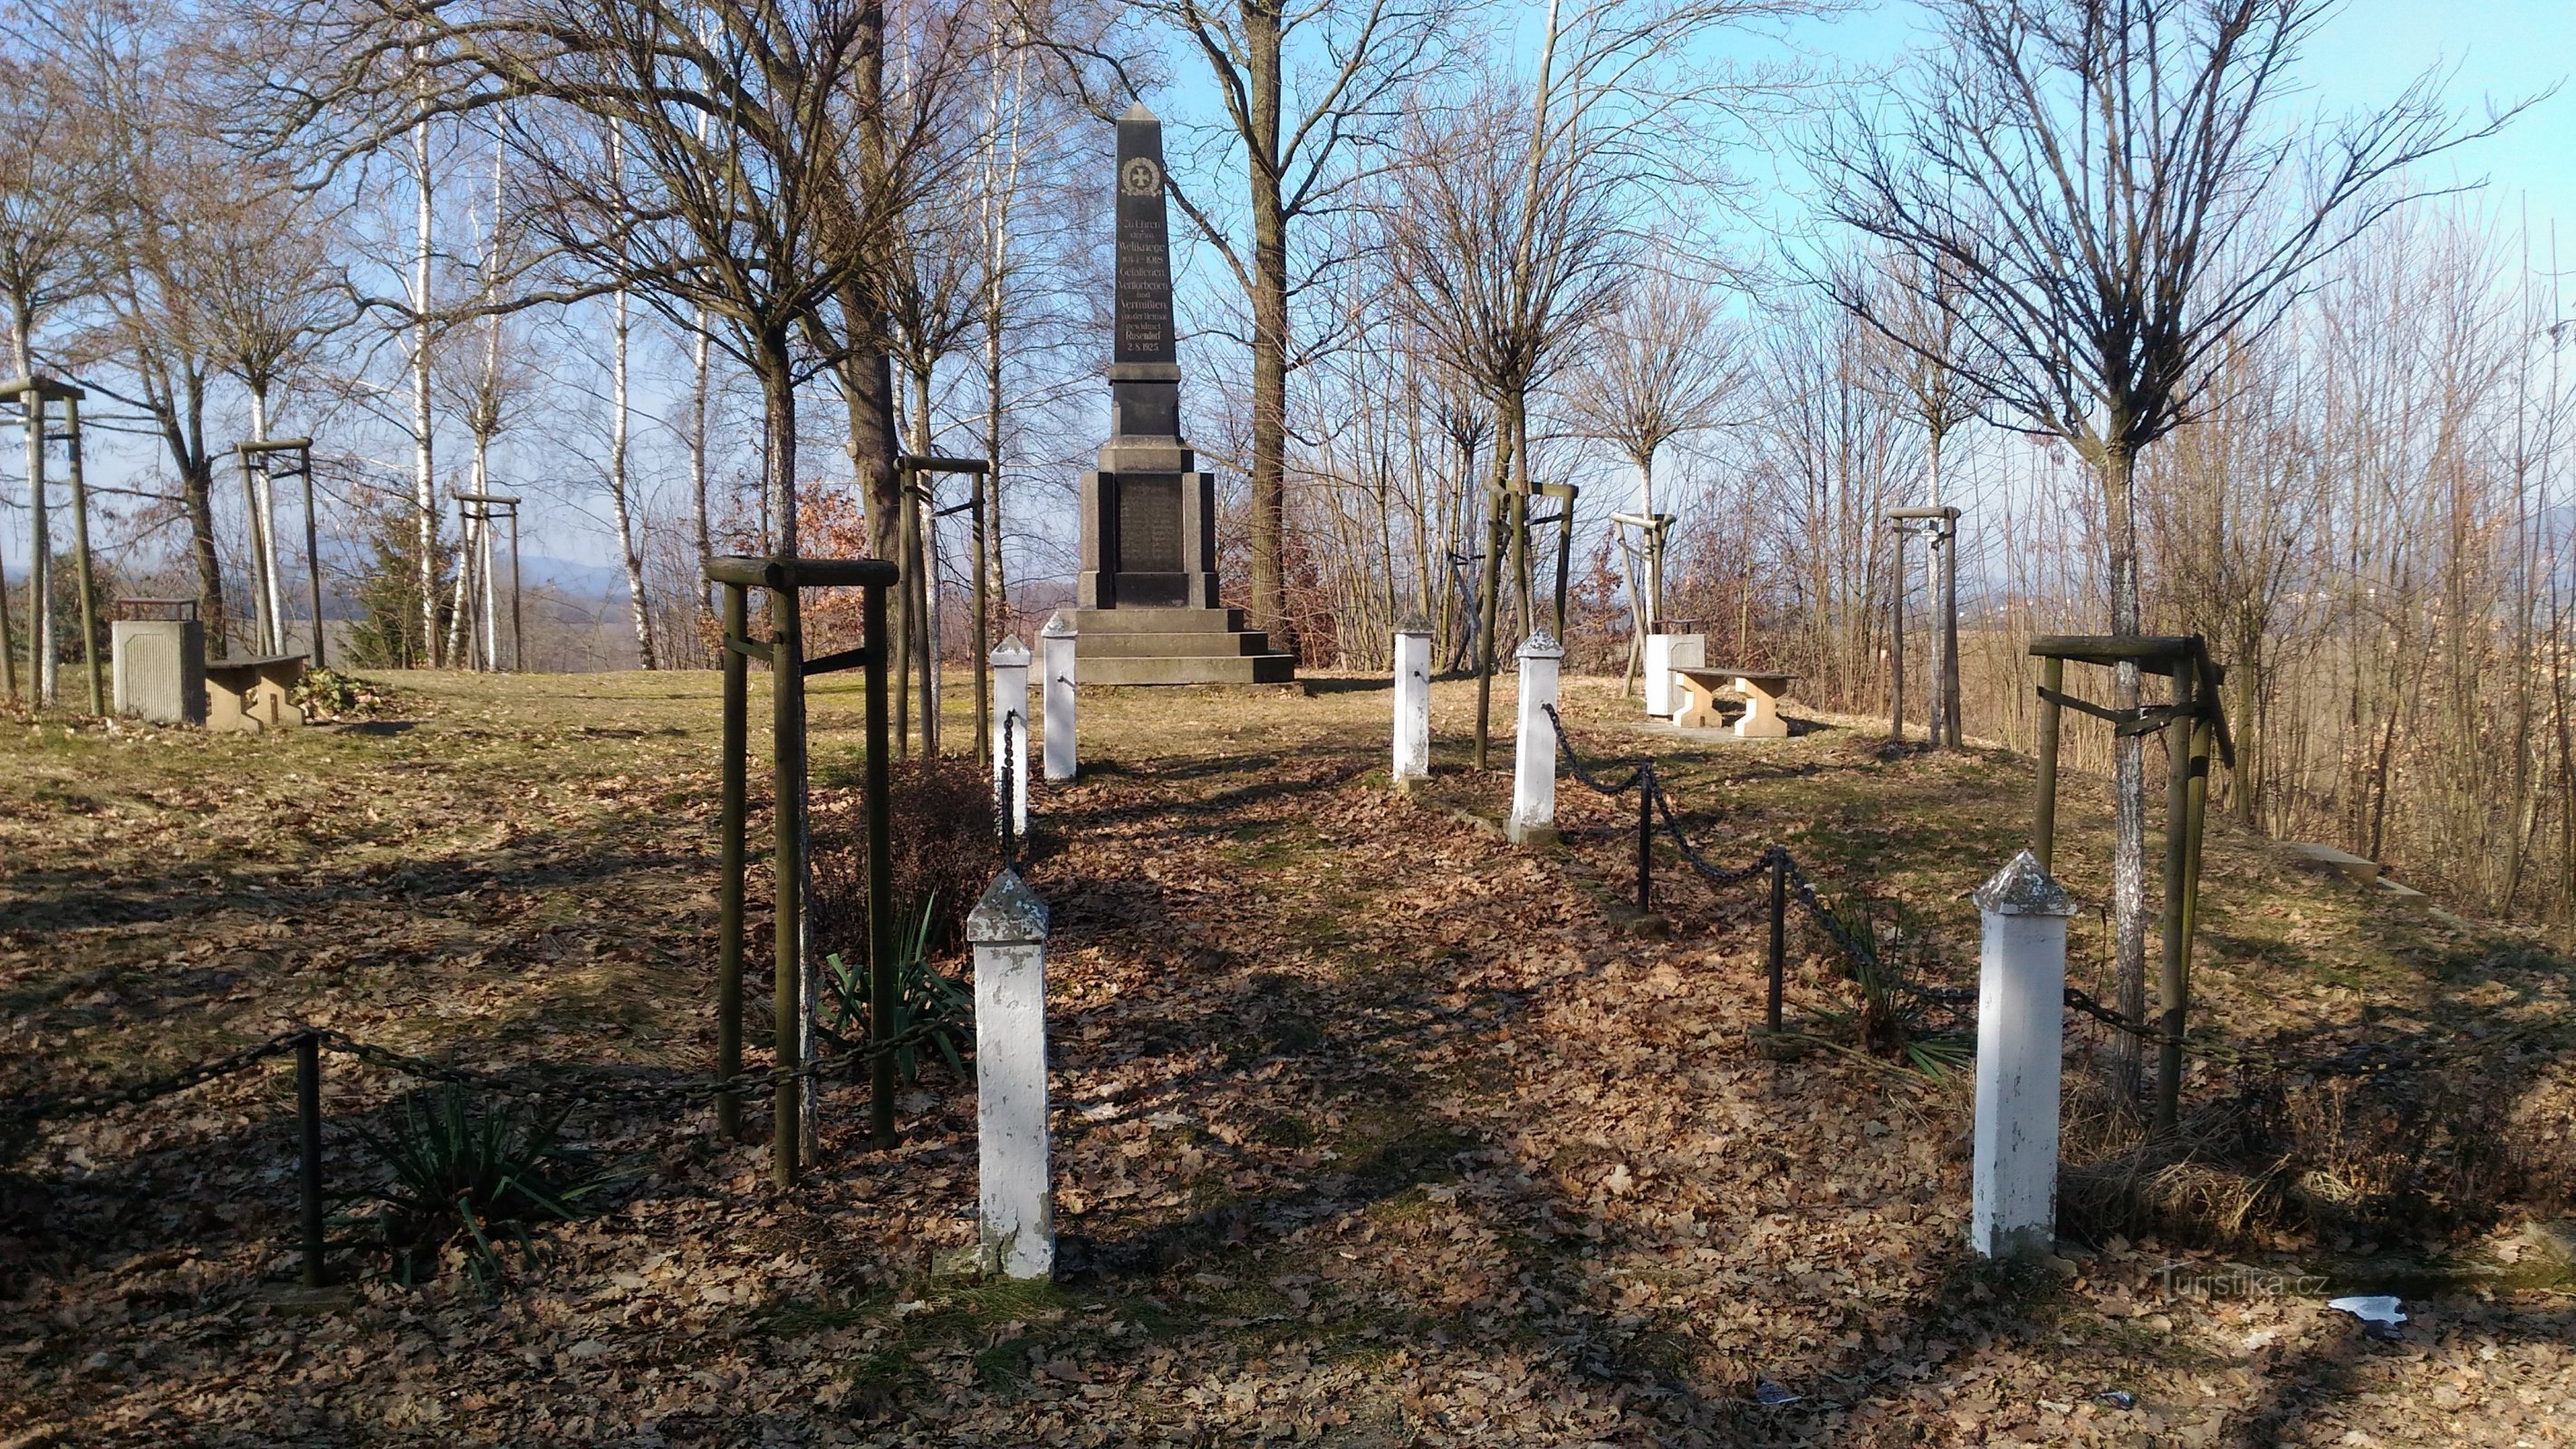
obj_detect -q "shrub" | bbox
[810,755,999,964]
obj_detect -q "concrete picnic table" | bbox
[1671,667,1794,739]
[205,654,307,734]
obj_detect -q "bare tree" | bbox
[1814,0,2519,1109]
[48,0,241,654]
[1866,248,1983,744]
[0,47,100,700]
[1564,265,1745,682]
[284,0,908,563]
[1384,73,1631,765]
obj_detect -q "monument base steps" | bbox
[1066,607,1294,686]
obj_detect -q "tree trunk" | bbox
[411,108,438,667]
[690,310,714,657]
[248,387,284,655]
[610,286,657,668]
[1243,0,1292,648]
[2098,440,2148,1101]
[756,331,799,560]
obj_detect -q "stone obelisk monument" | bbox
[1072,103,1293,686]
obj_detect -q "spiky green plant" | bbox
[357,1087,610,1291]
[819,894,972,1082]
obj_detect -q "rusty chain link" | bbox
[7,1019,952,1143]
[1541,707,2567,1080]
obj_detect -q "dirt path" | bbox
[2,673,2569,1446]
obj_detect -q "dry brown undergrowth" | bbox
[0,672,2569,1447]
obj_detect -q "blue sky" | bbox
[1783,0,2576,241]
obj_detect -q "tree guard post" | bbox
[1889,506,1961,746]
[900,454,992,763]
[2033,655,2064,871]
[716,582,749,1137]
[2026,637,2234,1127]
[864,580,896,1149]
[1391,619,1431,788]
[4,376,90,709]
[455,494,522,672]
[62,394,101,715]
[1040,610,1077,782]
[241,438,321,667]
[706,555,899,1187]
[772,579,810,1178]
[2153,650,2196,1132]
[1507,630,1563,847]
[1887,523,1906,742]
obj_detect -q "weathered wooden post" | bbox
[716,581,749,1137]
[2153,653,2197,1134]
[968,868,1053,1279]
[1887,525,1907,742]
[1391,619,1431,787]
[990,636,1031,845]
[295,1030,328,1288]
[2032,655,2064,871]
[1040,610,1077,782]
[1507,630,1562,847]
[1970,849,2077,1259]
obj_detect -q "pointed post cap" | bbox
[1395,615,1433,638]
[1041,609,1078,639]
[1120,101,1158,123]
[1517,629,1564,660]
[990,635,1032,667]
[1974,849,2078,916]
[967,867,1048,945]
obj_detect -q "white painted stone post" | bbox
[989,636,1031,842]
[1507,630,1563,847]
[1969,849,2079,1259]
[968,868,1053,1279]
[1040,610,1077,782]
[1391,620,1431,788]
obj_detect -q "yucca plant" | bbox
[356,1087,612,1291]
[818,894,972,1082]
[1812,893,1975,1080]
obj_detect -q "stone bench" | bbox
[206,654,308,734]
[1673,667,1795,739]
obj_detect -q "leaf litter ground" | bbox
[1,670,2571,1446]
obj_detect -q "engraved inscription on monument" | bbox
[1113,107,1177,366]
[1117,475,1183,572]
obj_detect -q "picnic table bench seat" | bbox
[1671,667,1795,739]
[205,654,307,734]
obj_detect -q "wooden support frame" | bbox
[3,376,96,714]
[454,494,523,672]
[1889,505,1960,746]
[238,439,322,667]
[2026,634,2235,1132]
[898,456,991,767]
[707,553,899,1187]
